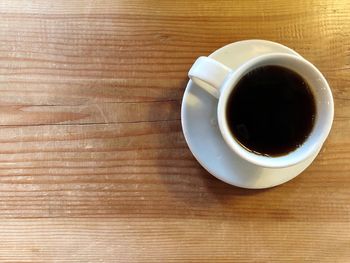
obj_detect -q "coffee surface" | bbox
[226,65,316,156]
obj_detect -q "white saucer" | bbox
[181,40,320,189]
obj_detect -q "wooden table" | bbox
[0,1,349,262]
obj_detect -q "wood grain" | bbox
[0,0,349,262]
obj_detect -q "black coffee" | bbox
[226,65,316,156]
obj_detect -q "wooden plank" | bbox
[0,219,349,262]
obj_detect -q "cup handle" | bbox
[188,56,232,98]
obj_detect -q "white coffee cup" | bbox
[188,53,334,169]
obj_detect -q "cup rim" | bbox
[217,53,334,168]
